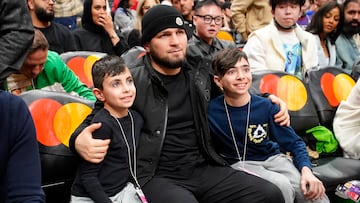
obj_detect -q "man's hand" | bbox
[268,94,290,126]
[75,123,110,163]
[301,167,326,201]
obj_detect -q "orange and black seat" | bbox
[251,69,360,194]
[60,51,107,88]
[20,90,94,203]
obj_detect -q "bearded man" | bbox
[335,0,360,74]
[27,0,78,53]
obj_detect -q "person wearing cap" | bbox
[69,5,289,203]
[243,0,318,79]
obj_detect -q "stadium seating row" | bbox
[19,51,360,202]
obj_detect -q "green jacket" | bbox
[7,51,95,101]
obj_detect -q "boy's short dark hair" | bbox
[92,55,127,89]
[269,0,306,10]
[212,48,248,77]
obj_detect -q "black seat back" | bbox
[60,51,107,88]
[19,90,94,203]
[305,67,355,131]
[251,70,319,136]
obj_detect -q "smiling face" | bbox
[94,67,136,117]
[193,4,223,44]
[322,7,340,35]
[273,2,301,30]
[214,57,252,99]
[20,49,48,79]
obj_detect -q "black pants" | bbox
[142,164,285,203]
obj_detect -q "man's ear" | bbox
[93,88,105,102]
[27,0,35,10]
[143,43,150,52]
[192,16,198,27]
[213,75,223,91]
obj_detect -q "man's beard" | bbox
[150,50,185,70]
[35,6,54,22]
[343,20,360,36]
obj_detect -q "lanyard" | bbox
[113,111,148,203]
[113,111,139,187]
[223,97,251,169]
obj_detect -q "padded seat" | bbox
[251,70,319,136]
[60,51,107,88]
[304,67,360,191]
[305,67,356,130]
[251,70,360,195]
[312,157,360,191]
[19,90,94,203]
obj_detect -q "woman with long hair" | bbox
[135,0,159,32]
[306,1,343,67]
[114,0,137,32]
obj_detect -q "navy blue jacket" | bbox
[0,91,45,202]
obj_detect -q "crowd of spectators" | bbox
[1,0,360,201]
[10,0,360,77]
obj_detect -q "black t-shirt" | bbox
[156,70,205,178]
[37,22,78,54]
[71,109,143,201]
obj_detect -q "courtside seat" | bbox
[19,90,94,203]
[251,70,319,136]
[305,67,355,130]
[312,157,360,191]
[60,51,107,88]
[304,67,360,191]
[251,70,360,194]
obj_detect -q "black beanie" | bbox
[141,5,185,45]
